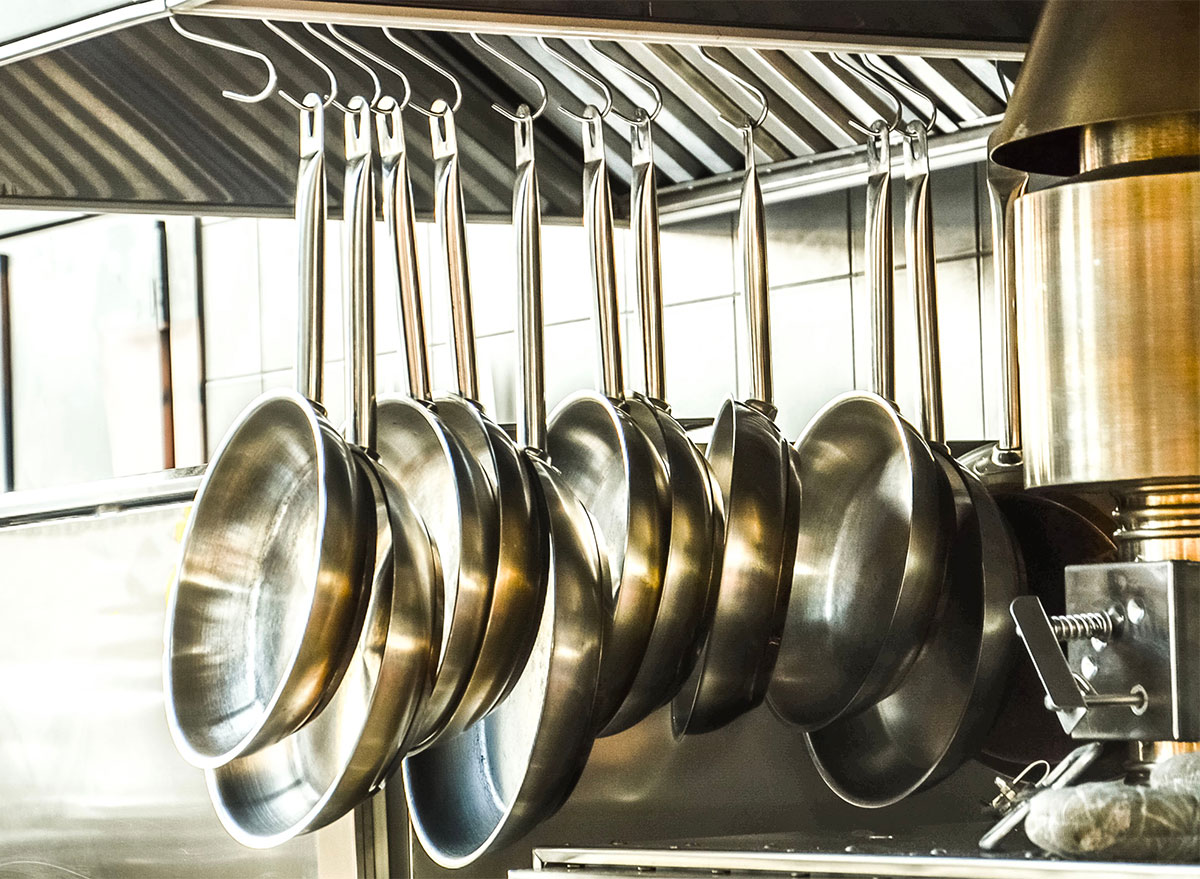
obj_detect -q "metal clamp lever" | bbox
[1009,595,1146,734]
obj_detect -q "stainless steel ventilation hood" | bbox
[0,1,1034,220]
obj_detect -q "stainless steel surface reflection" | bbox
[0,502,329,877]
[1016,170,1200,489]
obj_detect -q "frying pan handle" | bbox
[343,97,376,451]
[431,101,479,402]
[864,120,895,403]
[379,99,432,404]
[582,106,625,401]
[631,112,666,404]
[904,122,943,445]
[739,124,773,410]
[296,94,326,406]
[513,107,547,452]
[986,158,1029,456]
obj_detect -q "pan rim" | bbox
[803,454,1018,808]
[548,388,672,730]
[164,387,348,769]
[402,453,605,869]
[673,395,798,736]
[768,388,942,730]
[203,448,438,847]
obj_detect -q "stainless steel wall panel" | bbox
[0,501,331,878]
[393,700,1001,878]
[769,276,857,440]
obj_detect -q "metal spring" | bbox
[1049,611,1115,642]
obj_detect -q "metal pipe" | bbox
[658,123,992,223]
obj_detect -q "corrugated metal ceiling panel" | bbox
[0,16,1014,218]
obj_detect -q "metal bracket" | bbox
[1009,595,1140,734]
[1011,561,1200,741]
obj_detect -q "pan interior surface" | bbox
[549,391,671,728]
[405,458,604,869]
[771,393,922,729]
[376,396,485,670]
[167,390,359,766]
[396,394,542,741]
[436,394,500,486]
[604,396,723,735]
[805,458,983,808]
[547,393,632,600]
[674,397,797,735]
[207,451,437,846]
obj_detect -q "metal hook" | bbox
[168,15,277,104]
[470,34,547,122]
[830,52,902,136]
[326,25,411,111]
[262,20,337,111]
[697,46,768,131]
[302,23,382,112]
[584,39,663,125]
[862,54,939,133]
[382,29,463,117]
[536,36,612,123]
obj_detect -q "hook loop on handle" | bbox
[986,159,1029,455]
[514,107,547,451]
[865,119,895,403]
[295,95,326,406]
[631,112,666,402]
[582,106,624,400]
[740,125,772,408]
[343,97,376,451]
[168,15,278,104]
[379,102,431,402]
[904,121,942,445]
[431,101,479,402]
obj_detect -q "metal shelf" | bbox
[516,825,1196,879]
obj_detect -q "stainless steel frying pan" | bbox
[404,105,606,869]
[672,120,802,736]
[165,94,370,769]
[770,119,950,732]
[547,105,672,732]
[605,110,724,736]
[206,98,439,845]
[806,121,1021,807]
[408,100,543,748]
[370,99,525,752]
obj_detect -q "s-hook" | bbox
[328,24,412,111]
[537,36,613,122]
[583,39,663,125]
[830,52,902,137]
[300,22,383,113]
[470,34,547,123]
[261,20,339,111]
[860,54,939,134]
[697,46,768,132]
[382,29,463,117]
[167,14,277,104]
